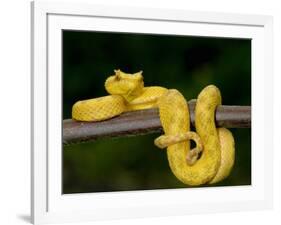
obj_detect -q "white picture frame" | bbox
[31,1,273,224]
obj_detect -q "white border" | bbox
[31,1,273,224]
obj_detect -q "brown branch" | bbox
[63,101,251,145]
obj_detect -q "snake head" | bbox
[105,69,144,102]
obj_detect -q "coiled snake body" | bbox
[72,70,235,186]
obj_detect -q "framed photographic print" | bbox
[31,1,273,224]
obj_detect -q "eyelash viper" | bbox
[72,70,235,186]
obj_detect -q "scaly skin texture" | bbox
[72,69,235,186]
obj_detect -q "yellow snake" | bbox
[72,70,235,186]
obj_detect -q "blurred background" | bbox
[63,30,251,194]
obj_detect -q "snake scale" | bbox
[72,70,235,186]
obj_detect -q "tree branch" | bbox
[63,101,251,145]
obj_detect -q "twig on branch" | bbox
[63,101,251,145]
